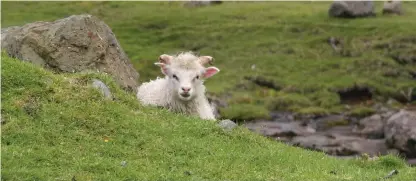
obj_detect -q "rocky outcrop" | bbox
[328,1,375,18]
[1,14,140,92]
[243,108,416,165]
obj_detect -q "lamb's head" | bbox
[154,52,220,101]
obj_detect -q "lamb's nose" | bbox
[181,87,191,92]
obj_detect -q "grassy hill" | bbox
[2,1,415,121]
[2,1,416,180]
[2,52,416,181]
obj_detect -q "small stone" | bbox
[383,0,403,15]
[183,0,222,8]
[384,169,399,179]
[92,79,112,100]
[121,161,127,167]
[218,119,237,131]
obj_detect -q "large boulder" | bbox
[1,14,139,92]
[384,109,416,157]
[328,1,375,18]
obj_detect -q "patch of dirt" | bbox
[337,85,373,104]
[243,76,281,91]
[327,37,361,57]
[409,71,416,79]
[390,54,416,65]
[142,22,168,30]
[23,96,41,118]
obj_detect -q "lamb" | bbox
[136,51,220,121]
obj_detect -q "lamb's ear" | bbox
[199,56,214,66]
[158,54,173,64]
[203,67,220,79]
[154,62,169,75]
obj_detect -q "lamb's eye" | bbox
[172,74,179,80]
[195,75,199,79]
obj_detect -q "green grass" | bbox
[2,2,416,179]
[2,52,416,181]
[2,1,416,120]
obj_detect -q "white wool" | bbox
[136,52,217,120]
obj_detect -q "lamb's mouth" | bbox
[180,93,190,98]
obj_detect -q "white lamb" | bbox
[136,51,220,121]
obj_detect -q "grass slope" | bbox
[2,1,416,120]
[2,52,416,181]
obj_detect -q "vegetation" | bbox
[2,52,416,181]
[2,2,416,180]
[2,1,415,120]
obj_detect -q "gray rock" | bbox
[383,0,403,15]
[384,109,416,157]
[1,14,140,93]
[92,79,112,100]
[270,111,295,122]
[407,158,416,166]
[218,119,237,131]
[183,0,222,8]
[353,114,385,139]
[244,120,316,138]
[325,125,358,136]
[1,26,19,42]
[313,114,348,131]
[292,134,388,156]
[120,161,127,167]
[328,1,375,18]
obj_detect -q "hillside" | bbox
[2,1,416,180]
[2,1,415,121]
[2,52,416,180]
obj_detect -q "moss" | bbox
[326,119,349,127]
[348,106,376,118]
[219,104,271,121]
[297,107,330,117]
[267,93,313,111]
